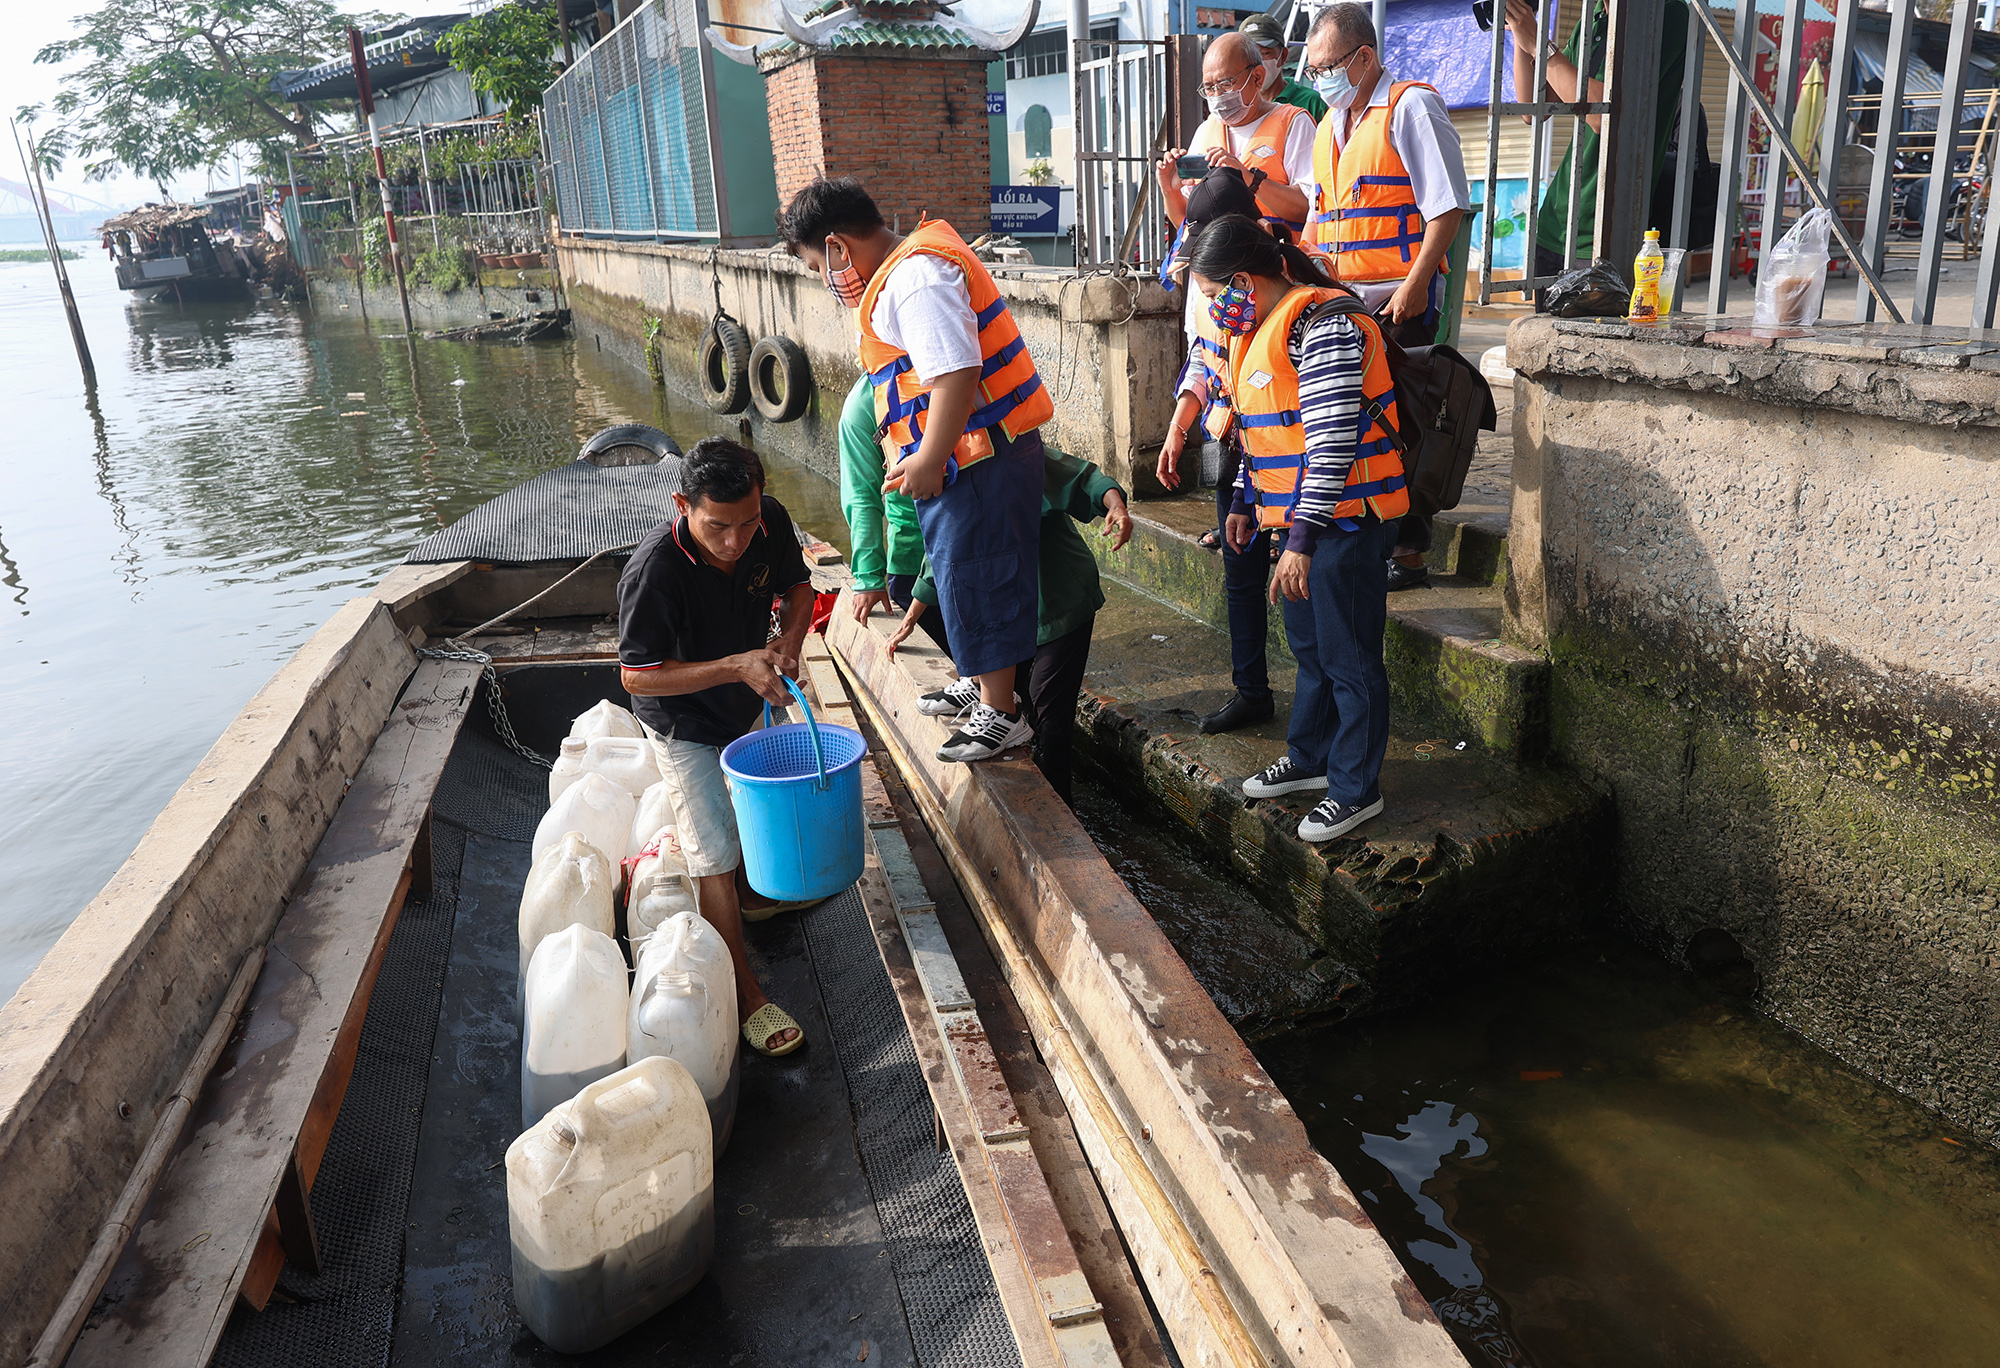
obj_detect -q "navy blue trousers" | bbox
[913,428,1043,679]
[1280,518,1400,807]
[1215,477,1274,703]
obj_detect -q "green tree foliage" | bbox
[28,0,399,183]
[438,2,559,117]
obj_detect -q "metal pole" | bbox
[631,5,664,239]
[588,44,616,234]
[1597,0,1664,275]
[1524,0,1551,292]
[1563,1,1598,269]
[349,28,414,332]
[1071,0,1089,264]
[1848,0,1912,321]
[1480,0,1504,302]
[1753,0,1805,276]
[10,121,92,380]
[417,126,442,251]
[1667,0,1703,260]
[1911,0,1975,324]
[1704,0,1758,314]
[1817,0,1860,207]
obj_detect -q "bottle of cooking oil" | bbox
[1629,229,1665,322]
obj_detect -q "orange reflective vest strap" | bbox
[854,219,1054,469]
[1228,286,1409,530]
[1194,104,1310,233]
[1308,115,1341,250]
[1326,81,1449,284]
[1187,309,1234,440]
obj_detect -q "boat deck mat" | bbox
[211,676,1018,1367]
[403,457,683,566]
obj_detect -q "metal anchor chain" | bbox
[418,645,551,769]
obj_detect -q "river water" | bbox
[7,251,1999,1368]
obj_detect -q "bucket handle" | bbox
[761,675,830,792]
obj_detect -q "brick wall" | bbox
[764,53,992,237]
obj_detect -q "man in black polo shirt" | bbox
[618,438,815,1058]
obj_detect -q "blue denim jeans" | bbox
[1280,518,1400,806]
[1215,478,1273,703]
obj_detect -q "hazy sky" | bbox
[4,0,472,209]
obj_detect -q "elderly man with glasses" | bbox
[1155,30,1316,240]
[1300,2,1469,593]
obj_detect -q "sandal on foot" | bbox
[741,895,827,923]
[743,1003,805,1057]
[1197,528,1222,552]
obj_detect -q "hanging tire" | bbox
[748,336,812,423]
[697,315,751,414]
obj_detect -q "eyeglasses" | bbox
[1301,45,1365,84]
[1195,66,1258,98]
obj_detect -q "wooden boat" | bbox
[99,204,255,305]
[0,432,1467,1368]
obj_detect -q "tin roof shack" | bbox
[1506,313,2000,1150]
[99,204,255,304]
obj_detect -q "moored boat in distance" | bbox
[98,204,256,305]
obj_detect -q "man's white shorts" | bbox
[643,725,742,878]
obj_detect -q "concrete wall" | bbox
[552,237,1183,490]
[307,268,558,330]
[1505,314,2000,1146]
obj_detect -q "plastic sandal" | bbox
[741,895,827,923]
[742,1002,806,1057]
[1197,528,1222,552]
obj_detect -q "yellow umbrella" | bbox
[1793,58,1827,178]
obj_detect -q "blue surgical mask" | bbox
[1315,65,1357,111]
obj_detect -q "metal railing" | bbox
[1480,0,2000,328]
[1073,35,1172,269]
[540,0,720,240]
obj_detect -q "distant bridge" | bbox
[0,178,118,218]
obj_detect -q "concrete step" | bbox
[1077,581,1614,1018]
[1095,494,1547,763]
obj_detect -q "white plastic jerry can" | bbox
[522,924,630,1131]
[569,698,646,743]
[630,912,739,1151]
[518,831,617,1001]
[628,826,692,910]
[629,872,701,944]
[533,772,636,874]
[508,1056,714,1355]
[578,735,661,801]
[549,738,589,805]
[627,782,674,863]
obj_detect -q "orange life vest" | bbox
[855,218,1054,470]
[1228,285,1409,530]
[1193,103,1311,233]
[1308,81,1448,283]
[1187,306,1235,440]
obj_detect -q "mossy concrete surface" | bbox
[1092,497,1547,763]
[1079,582,1614,1020]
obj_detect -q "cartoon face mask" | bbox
[1208,278,1258,335]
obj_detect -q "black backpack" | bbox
[1304,295,1498,514]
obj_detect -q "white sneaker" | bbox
[1240,756,1329,799]
[917,677,980,717]
[1297,796,1384,842]
[936,703,1034,763]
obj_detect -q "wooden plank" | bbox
[470,618,620,666]
[828,605,1467,1368]
[68,656,482,1368]
[868,744,1174,1368]
[0,598,416,1368]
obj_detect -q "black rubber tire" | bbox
[748,335,812,423]
[577,422,682,467]
[698,315,751,414]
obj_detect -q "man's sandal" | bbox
[741,896,828,923]
[743,1003,806,1057]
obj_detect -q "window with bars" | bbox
[1004,24,1121,80]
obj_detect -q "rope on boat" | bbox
[419,541,639,770]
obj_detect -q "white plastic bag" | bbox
[1755,208,1833,328]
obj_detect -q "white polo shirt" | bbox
[1308,73,1472,309]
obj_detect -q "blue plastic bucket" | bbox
[720,677,868,902]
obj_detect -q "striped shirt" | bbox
[1230,305,1368,554]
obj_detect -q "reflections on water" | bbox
[1259,937,2000,1368]
[0,257,805,1003]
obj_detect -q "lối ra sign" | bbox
[989,186,1058,236]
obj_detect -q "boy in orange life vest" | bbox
[1302,3,1469,591]
[781,177,1049,764]
[1190,215,1407,842]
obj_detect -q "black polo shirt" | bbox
[617,496,812,748]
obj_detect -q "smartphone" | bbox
[1175,152,1211,179]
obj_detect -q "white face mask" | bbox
[1261,56,1282,92]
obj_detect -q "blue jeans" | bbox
[913,429,1043,679]
[1215,478,1273,703]
[1280,519,1400,807]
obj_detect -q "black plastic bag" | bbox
[1543,260,1633,318]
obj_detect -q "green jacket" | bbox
[838,375,925,590]
[1271,76,1328,123]
[1534,0,1689,256]
[914,449,1122,648]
